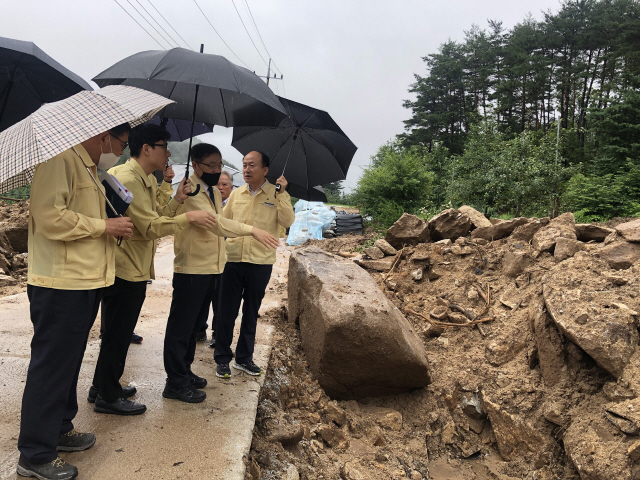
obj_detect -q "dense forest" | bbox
[344,0,640,226]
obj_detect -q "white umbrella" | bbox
[0,85,174,193]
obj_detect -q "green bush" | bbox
[353,143,434,228]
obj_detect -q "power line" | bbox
[146,1,195,50]
[113,0,166,49]
[242,0,283,75]
[231,0,268,68]
[192,0,252,69]
[125,0,173,49]
[134,0,181,48]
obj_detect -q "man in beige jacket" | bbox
[163,143,278,403]
[18,124,134,480]
[90,124,215,415]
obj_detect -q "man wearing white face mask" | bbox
[17,124,135,480]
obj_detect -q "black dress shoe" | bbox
[17,454,77,480]
[94,395,146,415]
[190,373,207,389]
[87,385,136,403]
[195,331,207,342]
[162,383,206,403]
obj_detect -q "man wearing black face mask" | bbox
[162,143,279,403]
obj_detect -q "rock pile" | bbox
[0,201,29,289]
[274,207,640,479]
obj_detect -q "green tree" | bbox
[353,143,434,227]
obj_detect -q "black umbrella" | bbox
[231,96,357,196]
[147,115,212,142]
[0,36,92,131]
[93,46,288,196]
[287,184,328,202]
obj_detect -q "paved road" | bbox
[0,240,290,479]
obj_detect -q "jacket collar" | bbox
[71,144,96,168]
[129,158,152,188]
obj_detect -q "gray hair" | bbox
[220,170,234,183]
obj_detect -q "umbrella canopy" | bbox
[231,96,357,190]
[287,184,327,202]
[146,115,212,142]
[92,48,287,128]
[0,85,173,193]
[0,36,92,132]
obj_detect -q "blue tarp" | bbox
[287,201,336,245]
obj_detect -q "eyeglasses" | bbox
[150,143,169,150]
[109,133,128,150]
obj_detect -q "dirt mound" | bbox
[249,211,640,479]
[0,201,29,296]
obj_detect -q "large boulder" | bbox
[471,217,529,241]
[384,213,430,249]
[599,240,640,270]
[458,205,492,229]
[428,209,472,240]
[288,246,431,398]
[532,212,576,252]
[616,218,640,243]
[575,223,614,242]
[543,255,638,377]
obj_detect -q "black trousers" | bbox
[198,278,220,334]
[19,285,103,463]
[92,277,147,403]
[214,262,272,365]
[164,273,220,389]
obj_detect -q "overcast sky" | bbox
[2,0,562,191]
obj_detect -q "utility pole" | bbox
[257,58,283,88]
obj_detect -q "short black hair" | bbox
[128,124,171,158]
[257,151,270,168]
[191,143,221,162]
[109,122,131,138]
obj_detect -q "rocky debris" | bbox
[627,440,640,462]
[471,217,529,241]
[532,212,576,252]
[374,239,397,256]
[599,240,640,270]
[288,246,431,398]
[384,213,430,249]
[353,256,396,272]
[317,424,349,449]
[502,250,532,277]
[363,246,384,260]
[342,462,371,480]
[359,406,403,431]
[254,209,640,480]
[0,274,18,287]
[268,423,305,446]
[530,299,567,387]
[616,218,640,243]
[575,223,614,242]
[484,399,548,462]
[605,398,640,434]
[554,237,583,262]
[564,415,633,480]
[511,218,550,242]
[429,209,472,241]
[458,205,492,229]
[543,256,638,377]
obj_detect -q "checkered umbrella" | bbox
[0,85,174,193]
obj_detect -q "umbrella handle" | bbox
[275,131,298,197]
